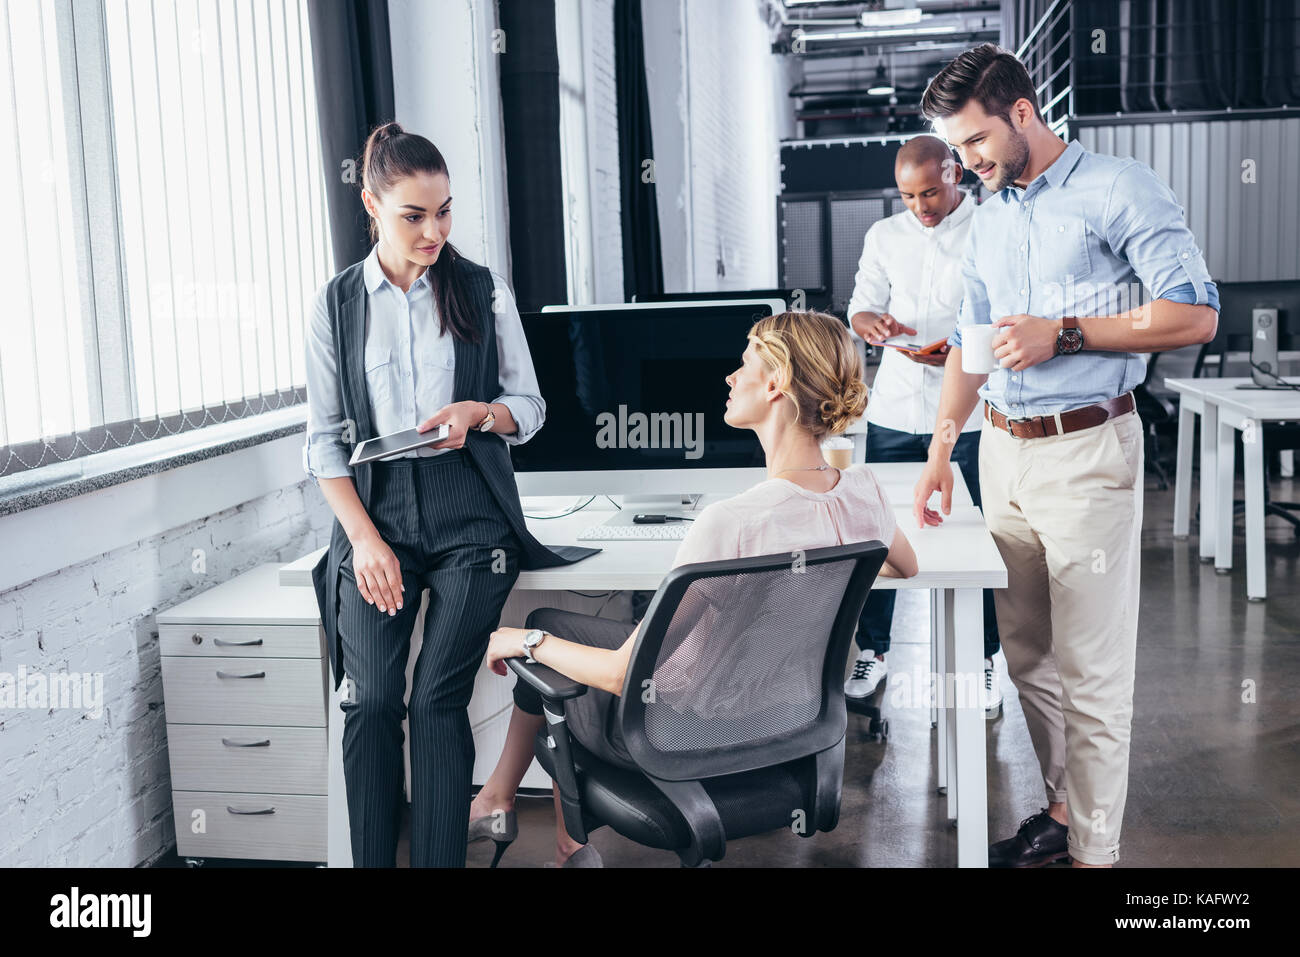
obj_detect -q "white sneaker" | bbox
[845,651,888,699]
[982,656,1003,718]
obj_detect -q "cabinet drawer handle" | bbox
[215,669,266,679]
[226,805,276,815]
[221,737,271,748]
[213,637,265,647]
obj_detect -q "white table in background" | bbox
[285,462,1004,867]
[1205,386,1300,600]
[1165,377,1255,560]
[858,459,973,509]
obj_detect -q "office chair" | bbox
[1134,352,1175,489]
[1191,280,1300,534]
[508,541,890,867]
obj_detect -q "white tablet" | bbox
[348,424,452,466]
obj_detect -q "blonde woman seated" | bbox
[470,310,919,867]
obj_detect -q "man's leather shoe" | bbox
[988,807,1070,867]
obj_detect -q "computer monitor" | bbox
[540,298,786,315]
[513,303,778,505]
[636,288,824,308]
[1197,279,1300,379]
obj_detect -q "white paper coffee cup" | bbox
[959,323,998,374]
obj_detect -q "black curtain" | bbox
[307,0,395,272]
[614,0,664,302]
[498,0,567,311]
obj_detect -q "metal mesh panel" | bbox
[780,200,824,289]
[643,560,855,753]
[830,197,887,314]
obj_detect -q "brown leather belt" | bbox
[985,392,1136,439]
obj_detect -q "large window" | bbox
[0,0,333,479]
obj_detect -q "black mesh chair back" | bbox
[619,541,888,782]
[512,539,890,865]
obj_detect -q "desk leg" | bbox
[1173,404,1195,538]
[929,590,938,730]
[1243,421,1266,601]
[943,589,958,823]
[933,589,948,797]
[1200,403,1219,562]
[1216,417,1236,572]
[953,588,988,868]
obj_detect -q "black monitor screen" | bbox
[512,307,770,472]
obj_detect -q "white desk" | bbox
[1165,377,1255,560]
[1206,387,1300,600]
[288,462,1003,867]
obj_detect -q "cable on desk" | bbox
[1248,360,1300,392]
[523,495,596,519]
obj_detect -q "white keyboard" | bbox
[577,522,691,541]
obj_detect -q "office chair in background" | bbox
[1134,351,1176,489]
[509,541,890,867]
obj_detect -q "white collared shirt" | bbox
[846,191,984,436]
[303,246,545,478]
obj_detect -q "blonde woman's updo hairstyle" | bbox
[747,310,868,439]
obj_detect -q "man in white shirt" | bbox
[844,135,1001,715]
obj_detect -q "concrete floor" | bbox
[462,466,1300,868]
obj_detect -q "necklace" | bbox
[774,463,832,475]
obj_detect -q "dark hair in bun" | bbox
[360,121,480,344]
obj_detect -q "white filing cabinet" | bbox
[157,563,329,864]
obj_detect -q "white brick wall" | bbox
[583,0,625,304]
[644,0,785,293]
[681,0,782,290]
[0,477,333,867]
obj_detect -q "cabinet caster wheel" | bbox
[184,857,205,868]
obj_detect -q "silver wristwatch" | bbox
[522,628,548,663]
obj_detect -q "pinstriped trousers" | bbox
[337,450,521,867]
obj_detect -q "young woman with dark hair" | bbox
[304,121,595,868]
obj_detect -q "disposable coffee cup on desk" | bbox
[821,435,854,470]
[959,323,999,374]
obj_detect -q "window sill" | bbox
[0,406,308,517]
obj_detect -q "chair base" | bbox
[534,727,827,865]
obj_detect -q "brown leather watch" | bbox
[1056,315,1084,355]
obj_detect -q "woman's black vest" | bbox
[310,253,599,689]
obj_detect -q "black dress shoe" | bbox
[989,807,1070,867]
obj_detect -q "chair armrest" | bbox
[505,657,590,701]
[505,658,591,843]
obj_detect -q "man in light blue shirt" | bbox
[912,44,1218,869]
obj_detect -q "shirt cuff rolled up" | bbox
[1158,280,1220,312]
[492,394,543,446]
[304,439,354,479]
